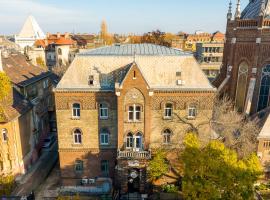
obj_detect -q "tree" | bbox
[0,72,11,101]
[36,56,46,69]
[148,149,169,181]
[173,97,259,158]
[141,30,171,47]
[182,133,262,200]
[0,174,15,196]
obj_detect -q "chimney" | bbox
[57,32,61,38]
[0,50,3,72]
[46,32,50,39]
[64,32,69,39]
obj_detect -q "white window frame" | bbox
[126,133,133,149]
[163,129,171,144]
[128,104,141,122]
[188,105,197,119]
[100,129,109,145]
[73,129,82,144]
[74,160,83,172]
[99,103,109,119]
[72,103,81,118]
[164,103,173,119]
[43,79,49,89]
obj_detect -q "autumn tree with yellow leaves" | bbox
[182,133,262,200]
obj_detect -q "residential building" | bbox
[195,42,224,81]
[170,32,186,50]
[32,32,75,68]
[54,44,216,194]
[0,49,56,175]
[15,15,45,49]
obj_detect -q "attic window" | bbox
[133,71,136,79]
[176,71,181,77]
[89,75,94,85]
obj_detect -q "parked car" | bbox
[42,134,56,148]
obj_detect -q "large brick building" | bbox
[55,44,216,194]
[215,0,270,115]
[214,0,270,171]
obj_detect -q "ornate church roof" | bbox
[241,0,270,19]
[18,15,45,39]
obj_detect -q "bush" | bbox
[161,184,178,193]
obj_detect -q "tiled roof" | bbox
[57,44,215,91]
[0,89,32,123]
[241,0,270,19]
[79,43,190,56]
[2,52,51,87]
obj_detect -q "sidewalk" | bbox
[12,142,58,196]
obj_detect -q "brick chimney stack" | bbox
[57,32,61,38]
[64,32,69,39]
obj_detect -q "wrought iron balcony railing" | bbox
[117,149,151,159]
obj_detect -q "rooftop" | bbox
[241,0,270,19]
[79,43,191,56]
[57,44,215,92]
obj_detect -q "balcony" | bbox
[117,149,151,160]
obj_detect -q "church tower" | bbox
[214,0,270,115]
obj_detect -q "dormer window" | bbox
[176,71,181,77]
[89,75,94,85]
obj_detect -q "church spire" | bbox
[227,0,233,20]
[235,0,241,19]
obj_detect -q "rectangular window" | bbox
[188,106,197,119]
[101,160,109,176]
[75,160,83,172]
[100,133,109,145]
[135,106,141,121]
[100,104,108,119]
[128,106,134,121]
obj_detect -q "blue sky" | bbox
[0,0,249,35]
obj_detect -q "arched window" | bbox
[72,103,80,118]
[163,129,172,144]
[134,132,143,150]
[235,62,249,112]
[99,103,108,119]
[73,129,82,144]
[126,132,133,149]
[100,128,109,145]
[258,65,270,111]
[2,129,7,142]
[58,48,62,55]
[164,103,173,118]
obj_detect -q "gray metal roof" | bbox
[79,43,191,56]
[241,0,270,19]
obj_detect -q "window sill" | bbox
[163,116,173,120]
[72,143,83,147]
[187,116,196,120]
[71,117,80,120]
[99,117,109,120]
[125,120,142,123]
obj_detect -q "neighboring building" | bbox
[0,36,19,50]
[171,32,186,50]
[0,50,56,175]
[15,15,45,49]
[184,31,225,52]
[54,44,216,194]
[32,33,75,68]
[196,42,224,81]
[214,0,270,115]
